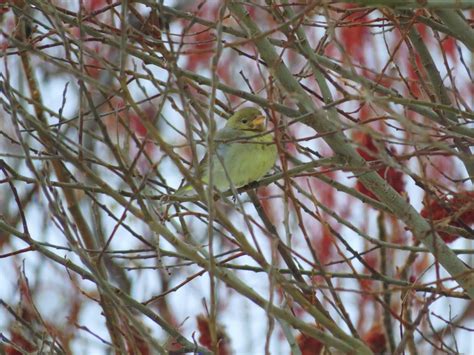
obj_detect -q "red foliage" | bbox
[412,253,430,279]
[129,112,147,137]
[318,170,336,208]
[359,278,373,294]
[441,37,457,60]
[126,332,151,355]
[5,330,36,355]
[283,128,298,156]
[314,226,334,265]
[196,315,231,355]
[414,9,430,41]
[166,338,183,352]
[356,132,378,161]
[420,191,474,243]
[364,70,394,91]
[359,252,378,293]
[132,105,155,137]
[185,24,214,71]
[258,186,276,222]
[181,3,219,72]
[5,278,38,354]
[406,53,424,98]
[339,7,370,64]
[216,57,233,86]
[355,133,404,200]
[415,23,428,41]
[295,333,323,355]
[363,325,386,353]
[84,56,103,80]
[83,0,106,12]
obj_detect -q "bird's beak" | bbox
[249,115,266,131]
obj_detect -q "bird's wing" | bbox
[214,127,242,142]
[196,128,246,178]
[178,128,251,192]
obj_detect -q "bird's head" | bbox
[225,107,267,132]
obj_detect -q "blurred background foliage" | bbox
[0,0,473,354]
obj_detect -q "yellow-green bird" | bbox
[177,107,277,195]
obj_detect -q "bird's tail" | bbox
[174,183,194,196]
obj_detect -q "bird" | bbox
[176,107,277,196]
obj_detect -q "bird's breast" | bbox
[210,133,277,190]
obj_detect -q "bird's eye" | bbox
[242,119,248,124]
